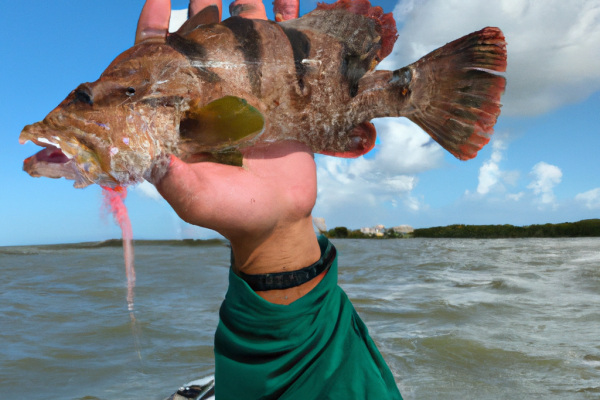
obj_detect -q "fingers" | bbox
[190,0,222,21]
[135,0,171,44]
[153,156,200,217]
[229,0,267,20]
[273,0,299,21]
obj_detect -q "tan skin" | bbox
[136,0,338,305]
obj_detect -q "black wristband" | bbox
[235,239,336,292]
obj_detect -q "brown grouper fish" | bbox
[19,0,507,189]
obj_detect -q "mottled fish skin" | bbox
[19,0,506,189]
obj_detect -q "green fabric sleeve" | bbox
[214,236,403,400]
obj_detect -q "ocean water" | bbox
[1,238,599,399]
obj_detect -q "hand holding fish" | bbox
[19,0,507,302]
[139,0,325,304]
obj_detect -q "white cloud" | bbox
[169,9,188,33]
[315,118,443,211]
[506,192,524,201]
[477,161,501,195]
[575,188,600,209]
[476,135,519,195]
[134,180,163,201]
[393,0,424,22]
[381,0,600,116]
[527,162,562,206]
[404,195,426,211]
[477,139,504,194]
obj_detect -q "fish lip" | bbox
[19,122,74,161]
[19,122,101,188]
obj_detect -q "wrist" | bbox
[230,217,320,276]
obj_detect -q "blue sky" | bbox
[1,0,599,246]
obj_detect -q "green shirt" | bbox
[215,236,403,400]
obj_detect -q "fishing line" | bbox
[102,187,143,361]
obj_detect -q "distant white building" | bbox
[360,225,386,236]
[360,224,414,237]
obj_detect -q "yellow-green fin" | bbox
[180,96,265,149]
[181,148,244,166]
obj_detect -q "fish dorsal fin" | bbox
[180,96,265,149]
[310,0,397,61]
[177,5,220,36]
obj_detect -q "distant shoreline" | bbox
[3,219,600,248]
[325,219,600,239]
[1,238,230,250]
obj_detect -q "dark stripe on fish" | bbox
[280,26,310,91]
[341,54,365,97]
[166,33,221,83]
[222,17,262,97]
[341,44,380,97]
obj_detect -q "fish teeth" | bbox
[35,137,75,159]
[37,137,59,148]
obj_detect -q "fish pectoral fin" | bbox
[319,122,377,158]
[177,5,221,36]
[182,149,244,167]
[180,96,265,148]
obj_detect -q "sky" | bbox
[1,0,599,246]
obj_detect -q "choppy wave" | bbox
[1,237,599,399]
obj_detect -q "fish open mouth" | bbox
[32,145,71,164]
[20,124,97,188]
[23,142,77,178]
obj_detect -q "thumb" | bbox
[144,153,174,185]
[151,155,200,204]
[135,0,171,44]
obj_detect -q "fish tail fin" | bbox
[403,27,507,160]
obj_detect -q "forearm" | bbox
[230,216,320,274]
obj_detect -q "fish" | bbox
[19,0,507,189]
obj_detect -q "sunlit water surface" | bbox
[1,238,599,399]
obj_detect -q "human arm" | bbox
[135,0,321,304]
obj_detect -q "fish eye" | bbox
[126,87,136,97]
[74,88,93,105]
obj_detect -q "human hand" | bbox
[134,0,320,280]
